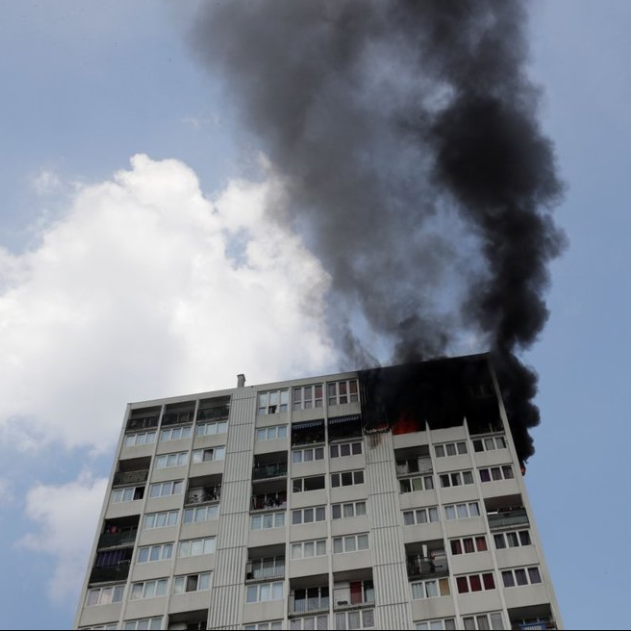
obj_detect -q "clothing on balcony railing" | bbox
[251,493,287,510]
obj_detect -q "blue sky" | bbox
[0,2,629,630]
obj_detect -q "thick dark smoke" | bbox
[191,1,565,461]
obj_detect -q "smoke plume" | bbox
[191,1,565,461]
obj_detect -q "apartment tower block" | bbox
[74,354,562,630]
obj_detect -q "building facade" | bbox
[74,354,562,630]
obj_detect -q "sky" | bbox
[0,1,629,629]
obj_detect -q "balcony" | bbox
[406,554,449,580]
[252,463,288,481]
[513,623,557,631]
[185,486,221,506]
[396,458,433,476]
[98,528,137,550]
[246,560,286,582]
[90,561,131,584]
[488,509,529,530]
[291,595,330,614]
[333,586,374,609]
[251,492,287,511]
[113,469,148,486]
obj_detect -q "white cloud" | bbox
[19,473,108,603]
[0,154,334,452]
[31,168,63,196]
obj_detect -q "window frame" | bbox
[403,506,439,525]
[501,566,542,588]
[148,480,184,498]
[411,578,451,600]
[129,579,169,601]
[196,420,228,437]
[246,581,284,604]
[183,504,219,524]
[434,441,468,458]
[332,533,369,554]
[444,502,480,521]
[257,390,289,415]
[331,500,367,520]
[173,572,212,594]
[479,465,515,483]
[399,475,434,493]
[137,543,174,564]
[327,379,359,406]
[330,441,363,458]
[159,425,193,442]
[256,425,288,441]
[331,470,364,488]
[154,451,188,469]
[292,505,326,525]
[124,430,157,448]
[86,585,125,607]
[292,445,325,464]
[293,475,326,493]
[144,509,179,530]
[250,511,285,530]
[192,446,226,463]
[178,536,216,558]
[439,470,474,488]
[292,384,324,410]
[456,572,496,594]
[291,538,327,559]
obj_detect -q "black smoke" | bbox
[191,1,565,461]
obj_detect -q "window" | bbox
[293,587,329,613]
[494,530,532,549]
[292,505,326,525]
[293,446,325,463]
[144,510,179,529]
[249,556,285,580]
[444,502,480,520]
[179,537,216,557]
[149,480,183,498]
[327,379,359,406]
[82,625,118,630]
[332,500,367,520]
[333,533,369,554]
[246,581,284,603]
[196,420,228,437]
[291,539,327,559]
[336,610,374,629]
[173,572,212,594]
[245,622,283,631]
[111,486,144,503]
[86,585,124,606]
[330,441,363,458]
[293,476,326,493]
[434,442,467,458]
[456,573,496,594]
[123,618,162,630]
[291,615,329,630]
[258,390,289,415]
[403,507,439,525]
[251,511,285,530]
[292,384,324,410]
[124,431,156,447]
[399,475,434,493]
[411,578,450,599]
[192,446,226,463]
[501,566,542,588]
[462,612,505,630]
[155,452,188,469]
[331,470,364,488]
[137,543,173,564]
[473,435,507,453]
[184,504,219,524]
[415,619,456,630]
[450,536,488,555]
[159,426,193,442]
[479,466,514,483]
[130,579,168,600]
[256,425,288,441]
[439,470,474,488]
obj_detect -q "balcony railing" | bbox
[246,563,286,581]
[97,529,137,550]
[251,493,287,511]
[396,458,433,476]
[513,623,556,631]
[292,596,330,614]
[127,416,159,431]
[198,405,230,421]
[162,411,194,427]
[113,469,148,487]
[488,509,529,530]
[406,555,449,579]
[333,588,375,609]
[252,463,288,481]
[90,562,130,584]
[185,487,221,505]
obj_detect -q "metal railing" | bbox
[97,529,137,550]
[246,563,286,581]
[406,555,449,579]
[185,487,221,505]
[113,469,148,487]
[251,493,287,511]
[333,587,375,609]
[89,562,130,584]
[252,463,288,480]
[488,509,529,530]
[396,458,433,476]
[291,596,330,614]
